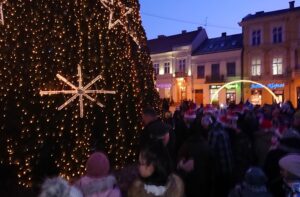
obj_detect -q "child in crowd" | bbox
[39,177,83,197]
[74,152,121,197]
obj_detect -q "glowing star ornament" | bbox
[99,0,140,46]
[0,0,7,25]
[40,64,116,118]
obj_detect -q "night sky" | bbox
[140,0,296,39]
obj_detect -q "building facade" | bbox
[147,27,208,103]
[191,33,243,105]
[240,1,300,106]
[148,29,242,105]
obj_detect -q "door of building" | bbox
[226,90,236,104]
[195,89,203,105]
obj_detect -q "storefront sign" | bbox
[225,84,238,89]
[156,83,172,88]
[250,83,285,90]
[209,85,222,89]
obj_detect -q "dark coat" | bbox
[178,132,216,197]
[264,137,300,197]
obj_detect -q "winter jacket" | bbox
[178,132,216,197]
[228,183,272,197]
[264,136,300,197]
[128,174,184,197]
[253,129,274,166]
[283,180,300,197]
[74,175,121,197]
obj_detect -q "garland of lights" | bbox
[0,0,159,187]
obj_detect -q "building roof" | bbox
[241,6,300,22]
[147,29,202,54]
[192,33,242,56]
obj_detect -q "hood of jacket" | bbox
[75,175,117,196]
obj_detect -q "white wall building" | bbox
[148,28,243,105]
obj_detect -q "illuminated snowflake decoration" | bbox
[40,64,116,118]
[99,0,140,46]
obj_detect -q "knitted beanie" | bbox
[86,152,110,178]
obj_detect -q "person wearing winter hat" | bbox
[128,142,184,197]
[279,154,300,196]
[39,177,83,197]
[228,167,272,197]
[74,152,121,197]
[140,107,171,147]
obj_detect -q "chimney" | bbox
[157,35,166,39]
[255,11,264,15]
[289,1,295,9]
[182,30,187,34]
[221,32,227,37]
[197,26,202,30]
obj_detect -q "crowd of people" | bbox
[2,99,300,197]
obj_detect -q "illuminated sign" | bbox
[156,83,172,88]
[225,84,238,89]
[251,83,284,89]
[209,85,222,89]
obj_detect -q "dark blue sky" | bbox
[139,0,296,39]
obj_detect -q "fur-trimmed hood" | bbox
[128,174,184,197]
[74,175,121,197]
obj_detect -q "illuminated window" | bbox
[251,58,261,76]
[179,59,186,73]
[272,57,283,75]
[153,63,159,75]
[164,62,170,74]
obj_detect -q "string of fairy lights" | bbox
[0,0,159,187]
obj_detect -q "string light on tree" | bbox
[40,64,116,118]
[0,0,159,187]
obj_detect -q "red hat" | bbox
[86,152,110,178]
[260,119,272,129]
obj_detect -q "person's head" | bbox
[142,108,157,125]
[201,114,213,129]
[86,152,110,178]
[148,122,171,146]
[39,177,82,197]
[279,154,300,182]
[244,167,267,187]
[138,142,172,186]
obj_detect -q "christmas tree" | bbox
[0,0,159,186]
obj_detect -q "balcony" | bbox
[175,71,188,78]
[205,75,225,83]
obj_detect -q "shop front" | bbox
[250,83,285,104]
[156,83,172,99]
[225,83,240,105]
[209,85,222,105]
